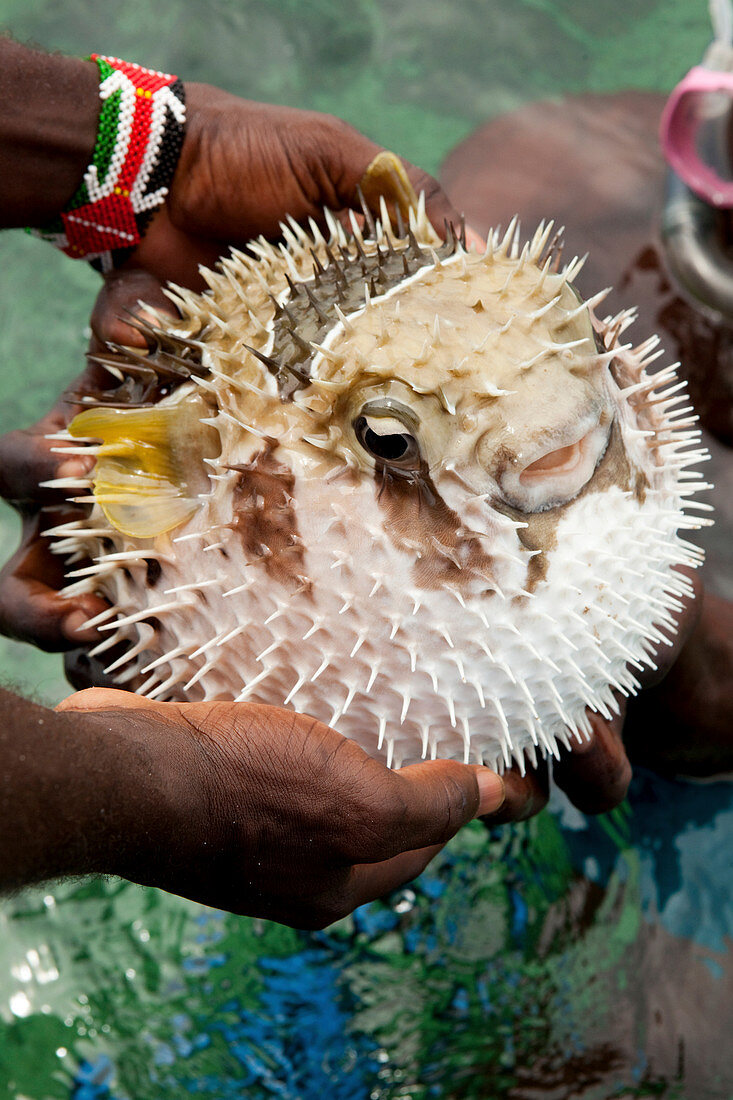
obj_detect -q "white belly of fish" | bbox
[90,454,693,773]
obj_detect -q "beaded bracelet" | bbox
[29,55,186,273]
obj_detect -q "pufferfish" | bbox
[48,194,711,773]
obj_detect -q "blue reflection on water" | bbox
[180,951,377,1099]
[561,769,733,957]
[72,1057,119,1100]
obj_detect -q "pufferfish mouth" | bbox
[499,415,612,513]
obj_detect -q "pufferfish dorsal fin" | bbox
[69,396,217,538]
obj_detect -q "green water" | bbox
[1,2,731,1098]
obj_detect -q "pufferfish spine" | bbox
[48,203,712,773]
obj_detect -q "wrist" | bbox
[0,41,99,226]
[0,689,190,890]
[165,80,220,223]
[64,704,201,887]
[15,46,186,272]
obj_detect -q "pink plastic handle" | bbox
[660,65,733,207]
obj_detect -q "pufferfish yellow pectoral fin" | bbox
[69,396,218,538]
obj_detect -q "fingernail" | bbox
[63,610,98,639]
[57,455,94,480]
[475,769,505,816]
[136,305,176,326]
[464,226,487,252]
[121,329,149,348]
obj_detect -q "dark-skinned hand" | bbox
[52,688,505,928]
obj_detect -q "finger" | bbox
[347,843,445,908]
[0,393,99,509]
[0,518,107,649]
[0,427,91,508]
[480,761,550,825]
[553,707,632,814]
[0,566,105,650]
[296,843,447,927]
[381,761,504,856]
[0,353,124,510]
[299,121,467,242]
[90,268,179,350]
[464,225,487,251]
[64,646,133,694]
[402,164,468,236]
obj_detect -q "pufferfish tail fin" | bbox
[69,396,217,538]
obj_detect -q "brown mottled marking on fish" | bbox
[228,445,312,595]
[633,469,648,504]
[375,461,500,593]
[497,420,641,590]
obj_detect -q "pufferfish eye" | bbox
[354,403,421,469]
